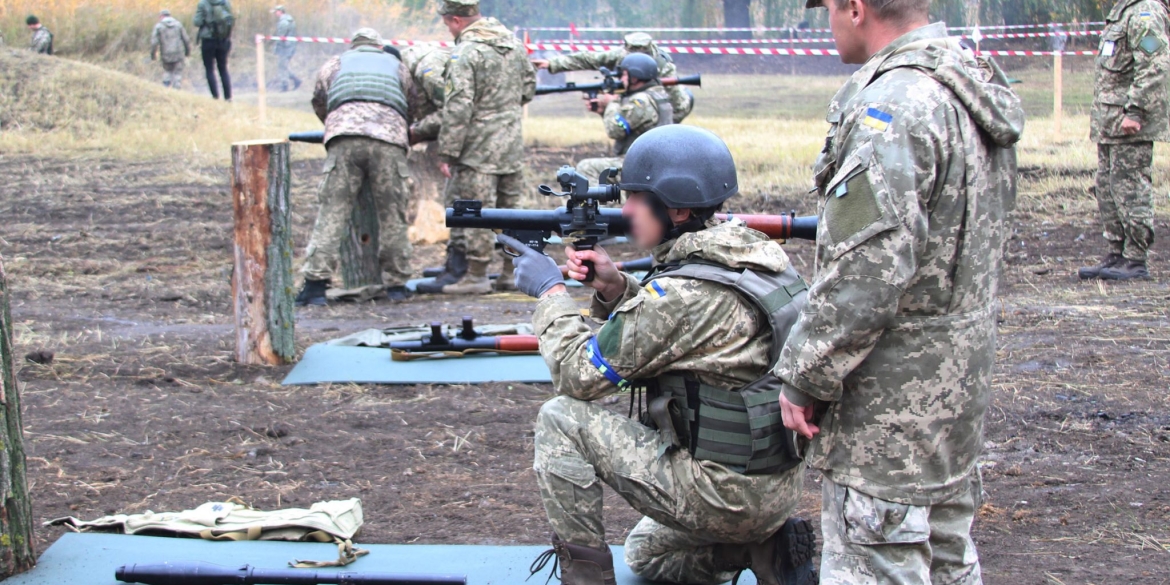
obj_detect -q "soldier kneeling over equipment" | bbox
[502,125,818,585]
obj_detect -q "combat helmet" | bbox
[619,125,738,209]
[618,53,659,82]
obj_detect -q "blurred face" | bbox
[274,9,284,18]
[622,192,666,249]
[828,0,867,64]
[620,70,630,87]
[442,15,468,38]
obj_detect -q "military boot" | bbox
[1077,253,1124,280]
[714,517,818,585]
[440,261,493,295]
[529,535,616,585]
[417,248,469,294]
[1099,259,1151,281]
[294,279,329,307]
[495,259,518,292]
[385,286,413,303]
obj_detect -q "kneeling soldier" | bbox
[502,125,818,585]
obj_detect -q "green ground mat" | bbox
[6,532,741,584]
[281,344,552,385]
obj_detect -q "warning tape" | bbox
[533,30,1101,45]
[519,22,1105,34]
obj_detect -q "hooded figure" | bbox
[151,11,191,88]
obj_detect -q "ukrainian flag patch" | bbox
[422,67,435,77]
[615,115,633,135]
[862,107,893,132]
[1141,11,1152,20]
[644,281,667,298]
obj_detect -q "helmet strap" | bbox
[649,195,708,245]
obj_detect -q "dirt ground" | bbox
[1,150,1168,584]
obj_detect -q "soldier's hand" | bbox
[594,93,619,109]
[565,246,623,300]
[438,162,451,178]
[531,59,550,70]
[1121,117,1142,135]
[780,393,820,439]
[497,235,566,298]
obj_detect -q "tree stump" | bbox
[231,140,296,366]
[338,182,382,291]
[0,256,36,577]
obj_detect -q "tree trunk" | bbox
[338,182,382,291]
[0,256,36,578]
[723,0,753,39]
[230,140,296,366]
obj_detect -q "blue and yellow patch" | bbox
[862,107,893,132]
[644,281,667,298]
[1141,11,1153,20]
[587,337,629,389]
[615,115,633,136]
[422,67,435,77]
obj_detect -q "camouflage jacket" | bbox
[1092,0,1170,143]
[536,222,792,400]
[775,23,1024,506]
[546,46,692,123]
[602,84,671,155]
[311,52,421,148]
[151,17,191,63]
[274,13,297,57]
[438,18,536,174]
[30,27,52,54]
[402,44,452,142]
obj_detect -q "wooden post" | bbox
[1053,52,1064,137]
[338,183,383,291]
[256,34,268,125]
[0,256,36,578]
[231,140,295,366]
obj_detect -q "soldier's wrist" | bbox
[781,383,816,408]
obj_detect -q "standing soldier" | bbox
[27,15,53,55]
[576,53,673,184]
[193,0,234,101]
[532,32,694,123]
[272,5,302,92]
[780,1,1024,584]
[418,0,536,295]
[1080,0,1169,281]
[151,10,191,89]
[295,29,419,306]
[503,126,817,585]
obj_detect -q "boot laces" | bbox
[527,547,560,584]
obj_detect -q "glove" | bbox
[496,234,564,298]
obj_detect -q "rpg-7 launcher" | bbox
[289,131,326,144]
[389,318,538,357]
[447,166,818,280]
[116,561,466,585]
[535,68,701,111]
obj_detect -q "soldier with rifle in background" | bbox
[533,32,694,123]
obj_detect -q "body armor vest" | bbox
[327,47,408,117]
[613,85,675,156]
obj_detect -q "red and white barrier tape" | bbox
[532,30,1101,45]
[518,22,1105,34]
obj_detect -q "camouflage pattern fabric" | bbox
[776,23,1024,507]
[438,17,536,174]
[575,157,624,184]
[604,85,672,152]
[301,136,412,286]
[274,13,297,57]
[161,60,185,88]
[1091,0,1170,144]
[1097,142,1156,261]
[819,474,982,585]
[544,38,693,123]
[402,45,451,142]
[30,27,52,54]
[151,17,190,64]
[442,165,523,265]
[531,224,804,581]
[311,54,417,148]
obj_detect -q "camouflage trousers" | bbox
[1096,142,1156,262]
[275,52,300,91]
[575,156,624,185]
[819,474,982,585]
[534,395,804,585]
[302,136,413,286]
[161,60,184,88]
[443,165,522,265]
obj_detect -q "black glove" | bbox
[496,234,564,298]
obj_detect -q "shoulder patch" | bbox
[643,281,667,298]
[1141,11,1153,20]
[1140,33,1166,54]
[615,114,633,136]
[862,107,893,132]
[630,94,651,107]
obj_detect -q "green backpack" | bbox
[205,1,234,40]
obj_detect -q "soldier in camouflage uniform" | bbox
[151,10,191,89]
[295,28,423,306]
[533,32,693,123]
[779,3,1025,584]
[417,0,536,295]
[1081,0,1169,280]
[576,53,674,185]
[26,16,53,55]
[402,44,451,142]
[501,126,817,585]
[272,6,302,92]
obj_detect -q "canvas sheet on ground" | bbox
[281,344,552,385]
[5,533,760,585]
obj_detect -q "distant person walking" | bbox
[272,5,302,91]
[151,10,191,89]
[27,15,53,55]
[194,0,234,100]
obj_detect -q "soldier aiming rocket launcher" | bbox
[535,68,701,112]
[448,166,818,281]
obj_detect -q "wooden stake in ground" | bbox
[231,140,295,366]
[1054,52,1064,137]
[338,183,383,291]
[255,34,268,126]
[0,256,36,577]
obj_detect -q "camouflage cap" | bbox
[805,0,824,7]
[272,5,286,12]
[624,32,655,50]
[26,15,40,25]
[160,9,172,16]
[438,0,480,16]
[351,28,384,47]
